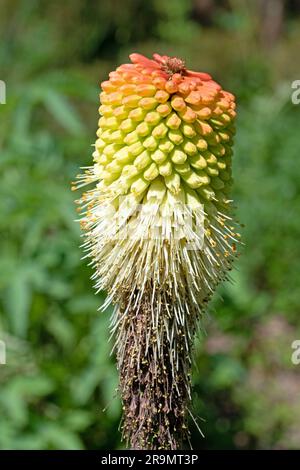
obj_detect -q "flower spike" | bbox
[74,53,240,450]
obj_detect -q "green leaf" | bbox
[43,89,85,135]
[6,270,31,338]
[39,423,84,450]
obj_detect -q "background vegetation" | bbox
[1,0,300,449]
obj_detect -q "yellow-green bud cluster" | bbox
[74,52,240,315]
[92,66,235,217]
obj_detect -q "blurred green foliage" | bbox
[1,0,300,450]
